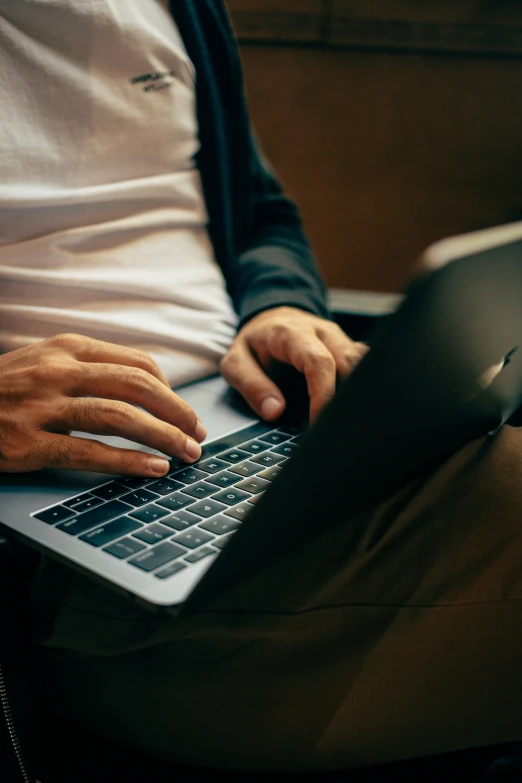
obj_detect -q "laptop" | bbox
[2,221,522,615]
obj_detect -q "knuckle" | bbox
[64,401,83,430]
[167,427,186,450]
[270,323,292,341]
[72,438,99,466]
[318,322,344,341]
[0,432,30,462]
[48,440,73,468]
[106,401,132,429]
[46,333,83,353]
[67,400,97,430]
[135,349,157,371]
[307,350,335,372]
[27,359,71,387]
[167,394,196,431]
[125,366,151,390]
[341,351,358,370]
[117,451,138,474]
[183,407,199,433]
[220,350,239,377]
[46,360,71,380]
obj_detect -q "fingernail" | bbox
[260,396,284,420]
[147,457,170,476]
[195,419,207,442]
[184,438,202,461]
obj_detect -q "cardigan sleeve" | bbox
[231,133,332,328]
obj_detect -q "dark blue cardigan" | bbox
[169,0,330,326]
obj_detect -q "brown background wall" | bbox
[228,2,522,292]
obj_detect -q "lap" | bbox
[31,426,522,770]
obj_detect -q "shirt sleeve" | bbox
[231,132,332,328]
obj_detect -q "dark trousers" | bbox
[31,426,522,771]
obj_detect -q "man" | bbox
[1,0,522,774]
[0,0,364,476]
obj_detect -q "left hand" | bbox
[220,306,368,423]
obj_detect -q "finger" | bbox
[38,432,172,477]
[319,329,369,380]
[62,363,206,442]
[46,333,171,388]
[52,398,202,462]
[264,332,337,422]
[221,341,286,420]
[298,344,337,422]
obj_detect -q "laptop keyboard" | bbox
[32,422,303,580]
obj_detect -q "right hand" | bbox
[0,333,207,476]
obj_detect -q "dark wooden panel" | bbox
[227,0,324,43]
[239,45,522,292]
[228,0,522,56]
[330,0,522,55]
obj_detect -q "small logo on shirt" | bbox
[130,69,177,93]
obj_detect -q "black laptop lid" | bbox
[186,229,522,611]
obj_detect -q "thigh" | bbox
[34,426,522,771]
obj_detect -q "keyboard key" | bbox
[200,516,241,535]
[197,458,231,474]
[225,503,252,522]
[56,500,132,536]
[166,458,186,476]
[145,478,184,495]
[120,488,160,507]
[189,499,227,518]
[205,471,240,488]
[161,510,200,531]
[155,561,187,579]
[128,504,171,524]
[156,493,194,512]
[213,532,236,550]
[34,505,76,525]
[91,482,128,501]
[173,529,215,549]
[80,516,142,547]
[65,496,104,513]
[129,542,187,572]
[228,461,263,478]
[235,477,271,495]
[184,546,216,564]
[250,452,286,468]
[132,523,173,544]
[240,440,269,455]
[63,493,99,509]
[118,476,150,490]
[181,481,216,500]
[272,442,299,457]
[258,431,291,445]
[278,423,305,436]
[258,465,284,482]
[248,493,264,505]
[104,537,146,559]
[212,488,251,506]
[174,467,209,484]
[200,432,263,459]
[218,448,250,464]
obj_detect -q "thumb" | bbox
[221,342,286,420]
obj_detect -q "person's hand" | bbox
[0,334,207,475]
[220,306,368,422]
